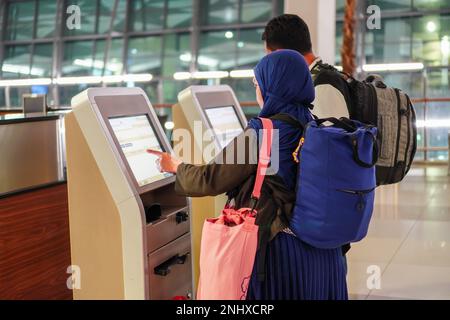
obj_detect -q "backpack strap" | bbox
[250,118,274,282]
[270,113,304,130]
[250,117,274,210]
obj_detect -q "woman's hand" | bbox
[147,149,183,174]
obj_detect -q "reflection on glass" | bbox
[241,0,272,23]
[167,0,193,28]
[6,1,35,40]
[368,0,412,11]
[0,89,6,108]
[9,87,32,108]
[237,28,265,68]
[199,30,237,71]
[37,0,57,38]
[98,0,127,33]
[162,33,191,77]
[62,40,95,76]
[32,43,53,78]
[202,0,239,25]
[130,0,165,31]
[127,37,162,75]
[2,45,32,79]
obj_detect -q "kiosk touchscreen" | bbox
[203,105,244,149]
[109,115,171,186]
[172,85,247,287]
[65,88,192,300]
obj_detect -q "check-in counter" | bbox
[0,114,65,195]
[0,114,72,299]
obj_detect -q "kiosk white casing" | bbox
[173,85,248,288]
[66,87,192,300]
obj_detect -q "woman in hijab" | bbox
[149,50,348,300]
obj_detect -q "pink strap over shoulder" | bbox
[251,117,274,200]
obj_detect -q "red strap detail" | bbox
[251,117,274,200]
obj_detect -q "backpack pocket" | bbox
[331,187,376,242]
[378,114,395,164]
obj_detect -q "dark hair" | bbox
[262,14,312,55]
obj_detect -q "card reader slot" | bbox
[146,205,190,253]
[147,205,189,225]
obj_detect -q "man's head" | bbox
[262,14,312,55]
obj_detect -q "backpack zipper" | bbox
[337,188,375,212]
[369,84,379,126]
[392,89,402,182]
[403,93,411,177]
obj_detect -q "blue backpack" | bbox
[271,114,378,249]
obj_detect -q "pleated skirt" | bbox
[247,232,348,300]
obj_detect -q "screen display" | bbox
[204,106,244,149]
[109,115,171,187]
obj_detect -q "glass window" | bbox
[335,21,343,65]
[130,0,165,31]
[427,68,450,98]
[167,0,193,28]
[0,89,6,109]
[199,30,237,71]
[241,0,272,23]
[336,0,346,15]
[62,40,95,76]
[106,38,125,75]
[162,33,191,77]
[58,84,100,107]
[10,87,32,108]
[98,0,127,33]
[368,0,412,11]
[411,14,450,66]
[64,0,97,36]
[92,40,107,76]
[6,1,35,40]
[32,43,54,78]
[414,0,450,11]
[413,103,425,161]
[127,36,163,75]
[37,0,57,38]
[237,28,264,68]
[365,16,412,64]
[222,77,255,102]
[426,102,450,161]
[162,80,191,104]
[375,72,424,98]
[134,82,159,103]
[1,45,32,79]
[202,0,239,25]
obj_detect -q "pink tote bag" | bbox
[196,118,273,300]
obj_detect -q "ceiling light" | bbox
[0,78,52,87]
[229,69,254,78]
[173,72,192,80]
[192,71,229,79]
[225,31,234,39]
[362,63,424,72]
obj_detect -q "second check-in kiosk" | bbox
[66,88,192,300]
[173,85,248,286]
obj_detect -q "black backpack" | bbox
[312,62,417,186]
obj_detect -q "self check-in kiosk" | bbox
[172,85,248,286]
[65,87,192,300]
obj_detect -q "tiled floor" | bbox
[347,165,450,300]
